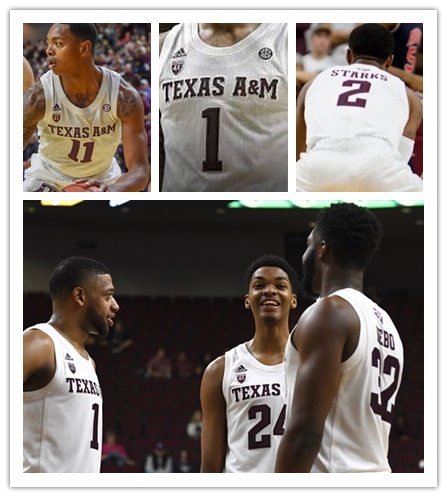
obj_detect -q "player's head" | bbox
[301,203,382,298]
[49,256,119,337]
[245,255,298,325]
[347,23,395,67]
[46,23,97,74]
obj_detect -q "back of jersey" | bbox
[305,63,409,151]
[315,289,404,472]
[160,23,288,192]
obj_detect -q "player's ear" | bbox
[384,54,394,69]
[346,49,353,64]
[291,294,298,309]
[244,295,251,310]
[80,40,92,57]
[317,240,328,260]
[72,286,86,307]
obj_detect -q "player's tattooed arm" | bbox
[23,80,45,149]
[107,79,150,192]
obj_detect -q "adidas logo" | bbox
[172,47,187,58]
[52,103,61,112]
[65,353,74,361]
[235,364,247,373]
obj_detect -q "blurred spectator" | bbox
[296,26,336,86]
[145,348,172,378]
[195,352,212,376]
[144,442,173,473]
[102,430,135,469]
[174,450,197,473]
[186,410,202,440]
[109,320,133,354]
[175,351,193,378]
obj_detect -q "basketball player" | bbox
[23,56,34,95]
[23,256,119,472]
[23,23,149,192]
[200,255,298,472]
[159,23,288,192]
[295,23,423,192]
[275,203,404,472]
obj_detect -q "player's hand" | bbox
[74,178,109,192]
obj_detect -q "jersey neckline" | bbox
[189,23,271,56]
[53,66,108,113]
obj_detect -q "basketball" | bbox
[61,182,101,192]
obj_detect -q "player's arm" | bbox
[200,355,227,472]
[23,80,45,150]
[388,66,423,93]
[111,80,150,191]
[23,56,34,95]
[274,297,359,472]
[403,87,423,141]
[296,80,312,160]
[23,328,56,390]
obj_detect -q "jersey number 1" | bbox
[202,107,223,171]
[90,403,100,450]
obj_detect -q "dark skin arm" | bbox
[78,79,150,192]
[388,66,423,93]
[296,80,312,160]
[23,80,45,150]
[403,87,423,141]
[200,356,228,472]
[23,329,56,391]
[275,296,359,472]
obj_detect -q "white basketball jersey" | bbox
[23,323,103,473]
[284,289,404,472]
[222,342,287,472]
[305,63,409,151]
[160,23,288,192]
[37,67,122,178]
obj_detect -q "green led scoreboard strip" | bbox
[227,200,424,209]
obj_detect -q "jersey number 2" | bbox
[370,348,401,424]
[248,404,286,449]
[202,107,223,171]
[337,80,372,108]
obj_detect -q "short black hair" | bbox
[66,24,98,54]
[348,23,395,63]
[245,255,299,294]
[49,256,110,300]
[315,203,382,270]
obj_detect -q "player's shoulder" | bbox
[204,354,226,378]
[116,76,143,120]
[23,327,55,353]
[297,294,359,341]
[159,24,184,54]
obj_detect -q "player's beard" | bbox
[300,246,319,300]
[84,302,109,338]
